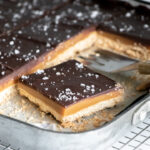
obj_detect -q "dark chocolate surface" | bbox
[0,0,149,87]
[95,0,150,43]
[0,35,48,70]
[0,64,13,80]
[18,15,87,46]
[18,0,150,44]
[17,0,99,43]
[19,60,119,107]
[0,0,69,34]
[71,0,150,43]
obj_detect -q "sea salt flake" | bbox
[125,12,131,18]
[91,11,99,18]
[55,15,61,24]
[77,12,83,17]
[67,35,71,38]
[42,76,49,80]
[86,85,91,90]
[43,25,48,31]
[36,69,44,74]
[14,49,20,54]
[80,83,85,87]
[95,74,99,78]
[91,85,95,88]
[73,96,78,101]
[91,88,95,93]
[36,49,40,53]
[21,75,29,79]
[13,13,21,19]
[18,30,22,34]
[45,88,48,91]
[75,62,83,69]
[9,41,14,45]
[46,42,51,47]
[32,10,44,16]
[1,71,5,75]
[83,89,87,93]
[40,83,44,86]
[87,73,93,77]
[56,72,61,76]
[144,24,149,29]
[120,28,124,32]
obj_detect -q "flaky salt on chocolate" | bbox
[0,0,69,35]
[17,60,124,122]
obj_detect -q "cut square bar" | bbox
[17,60,124,122]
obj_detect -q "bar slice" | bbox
[0,0,70,35]
[17,60,124,122]
[0,64,13,91]
[0,64,17,100]
[95,0,150,60]
[17,1,98,68]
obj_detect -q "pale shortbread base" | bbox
[0,85,17,103]
[96,31,150,60]
[18,87,124,122]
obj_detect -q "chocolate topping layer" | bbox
[95,0,150,43]
[17,0,150,44]
[0,63,14,86]
[0,0,69,35]
[0,35,48,70]
[0,64,13,80]
[18,0,99,43]
[18,15,89,46]
[19,60,119,107]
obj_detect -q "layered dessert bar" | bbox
[18,0,150,62]
[0,35,46,71]
[17,60,124,122]
[62,0,150,60]
[0,0,149,123]
[0,64,15,99]
[17,0,99,68]
[0,64,13,91]
[95,0,150,60]
[0,34,50,96]
[0,0,98,93]
[0,0,70,35]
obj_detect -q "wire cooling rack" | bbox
[109,116,150,150]
[0,140,20,150]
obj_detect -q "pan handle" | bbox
[132,97,150,125]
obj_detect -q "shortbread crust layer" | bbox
[18,83,124,122]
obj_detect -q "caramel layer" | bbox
[97,30,150,60]
[0,79,15,92]
[18,82,123,118]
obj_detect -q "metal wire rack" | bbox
[110,116,150,150]
[0,140,20,150]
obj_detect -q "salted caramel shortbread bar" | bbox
[0,0,70,35]
[17,60,124,122]
[95,0,150,60]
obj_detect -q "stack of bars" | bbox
[0,0,149,122]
